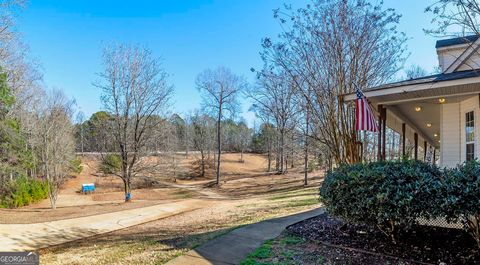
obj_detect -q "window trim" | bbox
[465,110,475,161]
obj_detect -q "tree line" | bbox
[0,1,76,209]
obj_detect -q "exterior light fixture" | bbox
[415,106,422,112]
[427,123,432,127]
[438,98,446,103]
[434,133,438,137]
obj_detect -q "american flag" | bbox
[355,89,379,132]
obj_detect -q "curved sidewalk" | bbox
[166,207,323,265]
[0,199,211,251]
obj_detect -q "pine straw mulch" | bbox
[284,213,480,265]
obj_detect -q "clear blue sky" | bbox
[17,0,439,124]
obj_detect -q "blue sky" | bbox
[17,0,439,124]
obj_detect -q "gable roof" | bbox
[436,35,479,49]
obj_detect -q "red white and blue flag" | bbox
[355,89,379,132]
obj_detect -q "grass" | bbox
[171,189,194,199]
[286,198,319,208]
[240,234,305,265]
[40,187,320,265]
[267,187,318,201]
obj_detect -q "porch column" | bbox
[377,105,383,161]
[402,123,406,159]
[424,141,427,161]
[414,133,418,160]
[381,107,387,161]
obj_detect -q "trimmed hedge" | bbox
[0,176,49,208]
[320,160,480,246]
[320,160,442,241]
[441,161,480,247]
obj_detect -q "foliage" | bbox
[320,160,442,241]
[440,160,480,247]
[0,176,49,208]
[0,67,36,178]
[100,154,122,175]
[70,157,83,174]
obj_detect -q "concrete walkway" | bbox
[166,208,324,265]
[0,199,212,251]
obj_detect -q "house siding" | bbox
[440,96,480,167]
[441,103,461,167]
[437,45,480,72]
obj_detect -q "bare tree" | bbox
[261,0,407,164]
[405,65,428,79]
[425,0,480,36]
[196,66,246,185]
[236,120,251,162]
[190,110,214,177]
[247,67,298,173]
[75,111,85,154]
[96,44,173,202]
[35,89,76,209]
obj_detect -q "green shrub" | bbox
[440,160,480,247]
[100,154,122,174]
[70,157,83,174]
[320,160,442,241]
[0,176,49,208]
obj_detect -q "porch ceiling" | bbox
[387,101,440,148]
[383,94,474,149]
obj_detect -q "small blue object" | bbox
[81,183,95,194]
[126,193,132,200]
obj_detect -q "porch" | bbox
[344,69,480,167]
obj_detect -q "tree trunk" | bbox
[185,126,189,158]
[124,178,131,202]
[267,146,271,172]
[200,150,205,177]
[291,133,295,168]
[280,130,284,174]
[216,109,222,185]
[304,110,309,186]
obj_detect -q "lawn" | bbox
[39,183,322,265]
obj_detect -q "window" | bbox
[466,111,475,161]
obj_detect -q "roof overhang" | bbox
[343,75,480,103]
[343,74,480,149]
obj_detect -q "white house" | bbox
[344,35,480,168]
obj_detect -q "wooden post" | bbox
[402,123,406,159]
[377,105,383,161]
[414,133,418,160]
[381,107,387,161]
[433,148,436,164]
[424,141,427,161]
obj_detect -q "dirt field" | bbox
[1,153,322,224]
